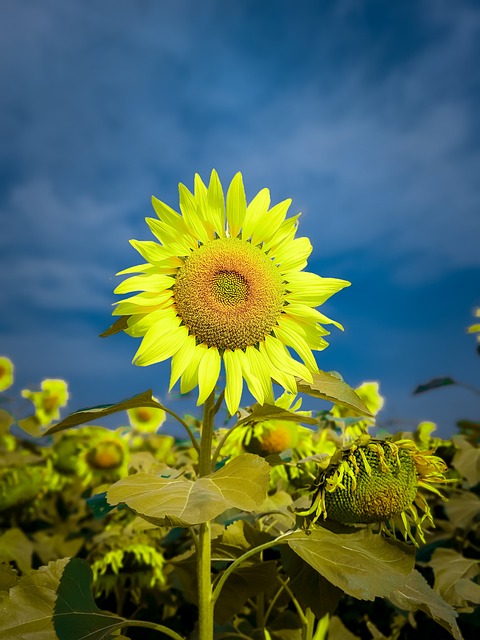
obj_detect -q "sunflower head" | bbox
[54,427,129,486]
[21,379,69,426]
[0,357,14,392]
[300,436,449,545]
[127,401,166,434]
[245,420,300,456]
[111,171,350,414]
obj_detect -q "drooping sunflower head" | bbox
[300,436,449,545]
[112,171,350,414]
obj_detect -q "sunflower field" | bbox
[0,173,479,640]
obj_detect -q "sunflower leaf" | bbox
[53,558,125,640]
[0,559,69,640]
[296,371,372,416]
[99,315,131,338]
[412,377,456,394]
[286,526,414,601]
[43,390,166,435]
[388,568,463,640]
[107,453,270,525]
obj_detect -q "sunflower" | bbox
[299,436,449,545]
[112,171,349,414]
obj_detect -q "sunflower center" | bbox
[174,237,284,350]
[212,271,249,306]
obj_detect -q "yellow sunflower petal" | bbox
[146,217,197,255]
[180,344,206,394]
[130,240,183,269]
[244,346,275,405]
[251,199,291,246]
[285,303,344,330]
[226,172,247,238]
[113,290,174,315]
[133,324,188,367]
[178,183,211,245]
[242,188,270,241]
[224,350,243,415]
[126,306,178,338]
[262,335,313,382]
[285,273,350,306]
[272,237,312,273]
[206,169,225,238]
[274,316,319,372]
[169,334,197,391]
[114,274,175,295]
[197,346,221,405]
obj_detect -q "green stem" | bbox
[211,533,292,605]
[120,619,185,640]
[162,406,200,454]
[196,390,216,640]
[277,576,308,626]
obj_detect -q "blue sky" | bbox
[1,0,479,438]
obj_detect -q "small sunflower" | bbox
[21,379,69,426]
[54,427,129,486]
[112,171,349,414]
[127,401,166,434]
[329,381,384,441]
[300,436,449,545]
[0,357,14,392]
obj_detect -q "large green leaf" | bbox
[429,548,480,610]
[43,390,167,435]
[107,453,270,525]
[296,371,372,416]
[0,558,68,640]
[286,527,414,601]
[388,568,463,640]
[53,558,125,640]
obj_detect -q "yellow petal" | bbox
[285,273,350,307]
[130,239,183,269]
[133,325,188,366]
[261,335,313,382]
[274,317,319,372]
[244,346,274,404]
[242,188,270,241]
[272,237,312,272]
[206,169,225,238]
[170,334,197,390]
[226,172,247,238]
[146,217,197,255]
[180,343,205,394]
[178,183,211,245]
[251,198,291,246]
[114,274,175,295]
[224,350,243,415]
[197,346,221,405]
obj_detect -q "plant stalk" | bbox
[196,390,216,639]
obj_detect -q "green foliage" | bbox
[53,558,125,640]
[0,358,478,640]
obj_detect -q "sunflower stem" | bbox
[196,389,216,640]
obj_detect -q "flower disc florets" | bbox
[300,437,449,544]
[174,238,284,350]
[111,170,350,414]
